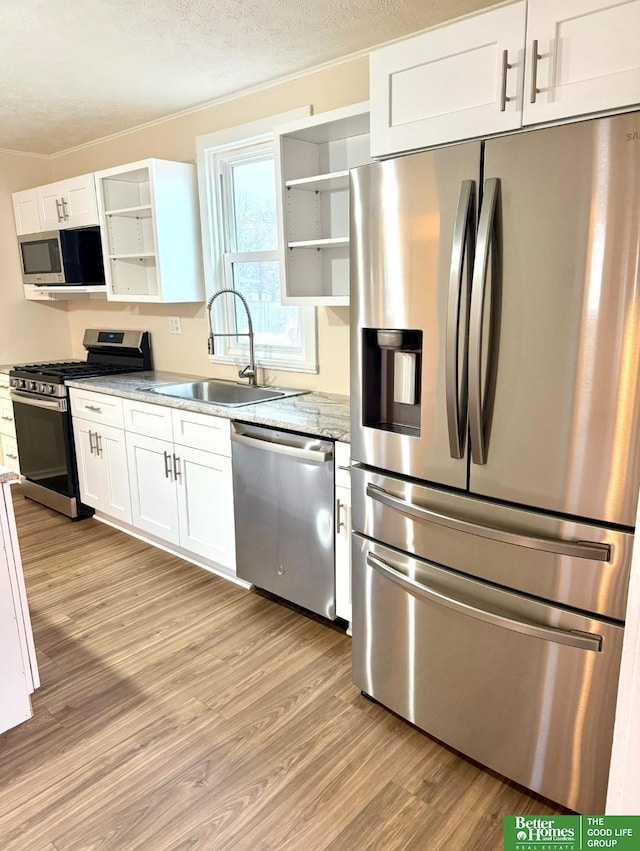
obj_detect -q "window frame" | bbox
[196,108,317,374]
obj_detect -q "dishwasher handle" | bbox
[231,427,333,463]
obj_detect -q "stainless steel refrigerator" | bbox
[349,111,640,813]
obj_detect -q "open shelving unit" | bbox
[275,102,371,306]
[95,160,204,303]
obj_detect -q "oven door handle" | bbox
[10,390,67,412]
[366,552,602,652]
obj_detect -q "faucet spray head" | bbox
[208,334,215,355]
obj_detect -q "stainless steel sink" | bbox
[140,380,309,407]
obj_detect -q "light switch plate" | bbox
[168,316,181,334]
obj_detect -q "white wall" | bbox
[0,152,73,364]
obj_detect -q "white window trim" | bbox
[196,107,318,374]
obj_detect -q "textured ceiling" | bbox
[0,0,497,156]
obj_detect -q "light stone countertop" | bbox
[65,371,351,442]
[0,466,18,484]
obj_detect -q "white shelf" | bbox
[109,252,156,259]
[104,205,153,218]
[285,171,349,192]
[275,101,371,306]
[288,238,349,249]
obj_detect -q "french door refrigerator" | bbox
[349,111,640,813]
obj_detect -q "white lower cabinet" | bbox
[74,419,131,523]
[0,375,19,474]
[124,401,236,572]
[126,431,180,543]
[70,389,131,523]
[335,441,352,625]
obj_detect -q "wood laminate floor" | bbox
[1,490,563,850]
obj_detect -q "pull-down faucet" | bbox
[206,288,257,385]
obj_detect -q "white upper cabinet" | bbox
[12,191,40,236]
[523,0,640,124]
[12,173,98,235]
[370,0,640,156]
[370,2,526,157]
[94,158,204,303]
[275,102,371,305]
[37,174,99,231]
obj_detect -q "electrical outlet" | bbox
[168,316,181,334]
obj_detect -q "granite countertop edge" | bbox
[65,371,351,442]
[0,466,19,484]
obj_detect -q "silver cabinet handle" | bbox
[530,38,541,103]
[500,49,512,112]
[86,405,102,413]
[1,415,13,422]
[367,552,602,652]
[338,464,351,472]
[366,483,611,562]
[6,453,18,461]
[173,454,181,481]
[61,197,69,220]
[55,198,63,222]
[95,433,102,457]
[88,430,95,455]
[446,179,475,460]
[163,450,173,479]
[231,429,333,463]
[468,177,500,465]
[336,498,346,532]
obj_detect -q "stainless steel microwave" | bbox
[18,227,105,286]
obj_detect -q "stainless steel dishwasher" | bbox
[231,422,335,619]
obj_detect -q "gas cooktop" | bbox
[9,329,152,397]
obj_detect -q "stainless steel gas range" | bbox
[9,329,151,518]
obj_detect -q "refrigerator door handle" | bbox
[366,552,603,652]
[469,177,500,465]
[446,179,476,459]
[366,483,611,562]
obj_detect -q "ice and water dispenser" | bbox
[361,329,423,435]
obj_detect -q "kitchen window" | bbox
[196,110,317,373]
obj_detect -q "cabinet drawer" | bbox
[171,409,230,456]
[335,441,351,488]
[0,399,16,439]
[70,389,124,428]
[1,434,20,473]
[0,374,10,396]
[123,398,173,441]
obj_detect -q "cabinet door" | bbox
[126,432,179,544]
[73,419,105,510]
[36,175,98,231]
[335,482,352,623]
[59,174,99,228]
[524,0,640,125]
[37,182,67,231]
[175,444,236,569]
[96,424,131,523]
[12,189,40,235]
[370,2,526,156]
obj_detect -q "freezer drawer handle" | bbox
[231,429,333,463]
[446,179,475,459]
[367,552,602,652]
[366,484,611,562]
